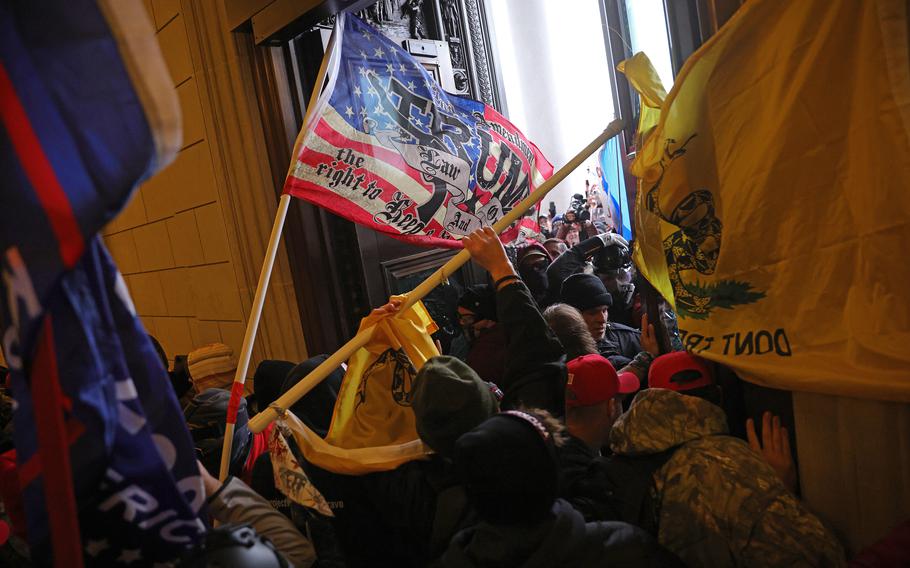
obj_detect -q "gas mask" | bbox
[597,266,635,307]
[593,243,634,306]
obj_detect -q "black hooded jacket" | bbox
[556,434,605,522]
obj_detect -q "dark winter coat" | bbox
[305,454,474,568]
[596,322,643,369]
[556,434,605,522]
[495,280,567,416]
[465,324,508,385]
[433,498,683,568]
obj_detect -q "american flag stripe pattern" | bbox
[284,13,553,248]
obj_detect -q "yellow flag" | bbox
[326,297,439,448]
[624,0,910,401]
[616,52,666,145]
[278,298,439,475]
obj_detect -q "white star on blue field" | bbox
[328,15,488,166]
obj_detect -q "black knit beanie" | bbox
[454,411,559,524]
[457,284,497,322]
[560,273,613,311]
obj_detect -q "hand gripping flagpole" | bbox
[247,118,625,436]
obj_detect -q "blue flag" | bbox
[599,136,633,240]
[0,1,204,565]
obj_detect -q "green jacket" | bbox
[609,389,845,567]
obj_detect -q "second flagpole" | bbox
[247,118,625,435]
[216,13,343,482]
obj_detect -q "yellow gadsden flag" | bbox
[624,0,910,401]
[275,298,439,476]
[326,297,439,449]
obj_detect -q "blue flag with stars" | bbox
[0,0,206,564]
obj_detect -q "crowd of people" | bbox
[0,222,893,566]
[536,176,617,247]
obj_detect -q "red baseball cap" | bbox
[565,354,639,408]
[648,351,713,391]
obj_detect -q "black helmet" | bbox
[179,524,289,567]
[593,243,632,273]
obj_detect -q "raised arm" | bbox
[546,233,629,298]
[462,228,566,414]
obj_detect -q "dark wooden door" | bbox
[254,0,500,353]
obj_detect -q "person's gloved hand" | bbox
[597,232,629,249]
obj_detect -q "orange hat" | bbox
[187,343,250,395]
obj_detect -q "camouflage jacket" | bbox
[609,389,845,567]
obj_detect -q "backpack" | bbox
[183,389,252,476]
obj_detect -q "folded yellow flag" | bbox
[277,298,439,475]
[623,0,910,401]
[326,297,439,449]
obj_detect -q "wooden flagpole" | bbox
[217,14,344,482]
[217,193,291,481]
[247,118,625,435]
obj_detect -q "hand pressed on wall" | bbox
[747,412,798,494]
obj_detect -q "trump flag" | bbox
[284,14,553,247]
[0,0,205,564]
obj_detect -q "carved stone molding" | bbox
[448,39,465,68]
[318,0,491,102]
[453,68,468,92]
[460,0,497,108]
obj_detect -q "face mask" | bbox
[519,263,550,300]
